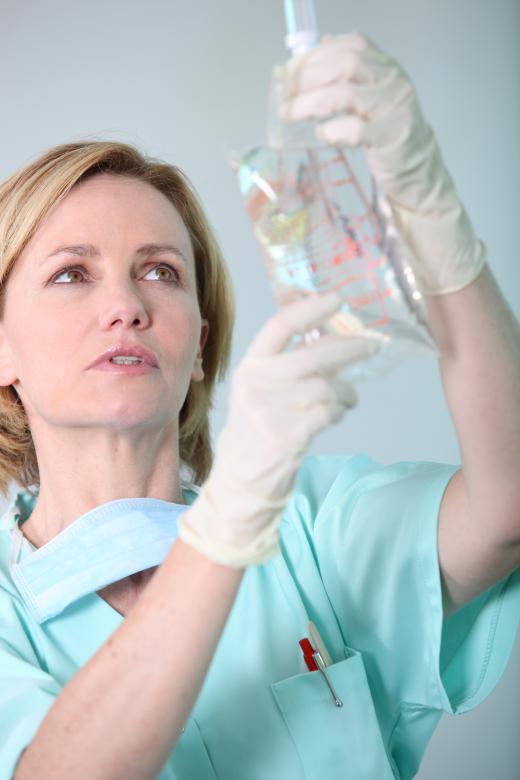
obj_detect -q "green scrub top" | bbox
[1,453,519,780]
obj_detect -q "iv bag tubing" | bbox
[284,0,319,55]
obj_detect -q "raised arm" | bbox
[424,264,520,615]
[15,541,243,780]
[15,293,377,779]
[280,31,520,614]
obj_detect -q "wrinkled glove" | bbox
[178,292,381,568]
[277,31,487,296]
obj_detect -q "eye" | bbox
[50,265,86,284]
[50,263,182,285]
[143,264,181,283]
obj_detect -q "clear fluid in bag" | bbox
[229,62,438,383]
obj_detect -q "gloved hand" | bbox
[178,292,381,568]
[277,32,487,296]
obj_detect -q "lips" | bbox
[88,344,159,369]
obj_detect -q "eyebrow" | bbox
[44,243,187,264]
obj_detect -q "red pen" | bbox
[299,638,319,671]
[299,637,343,707]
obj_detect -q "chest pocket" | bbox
[270,644,395,780]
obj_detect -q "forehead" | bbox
[26,173,193,258]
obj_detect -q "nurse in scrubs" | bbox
[0,33,519,780]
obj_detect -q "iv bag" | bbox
[229,63,438,383]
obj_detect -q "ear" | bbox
[191,318,210,383]
[0,324,19,387]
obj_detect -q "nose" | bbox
[98,283,151,330]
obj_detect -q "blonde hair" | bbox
[0,140,235,496]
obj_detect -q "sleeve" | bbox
[0,590,61,778]
[302,453,520,717]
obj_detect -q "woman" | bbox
[0,32,518,780]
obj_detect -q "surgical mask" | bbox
[7,483,199,625]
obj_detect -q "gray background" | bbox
[0,0,518,777]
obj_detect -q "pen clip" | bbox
[298,637,344,708]
[312,650,343,708]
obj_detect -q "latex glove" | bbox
[178,292,381,568]
[278,32,487,296]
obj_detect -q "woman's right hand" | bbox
[178,292,381,567]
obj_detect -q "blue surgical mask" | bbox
[7,483,199,624]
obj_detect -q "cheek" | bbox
[168,300,203,359]
[12,349,75,422]
[10,315,69,391]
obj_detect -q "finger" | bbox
[282,64,403,125]
[328,400,353,424]
[315,114,369,147]
[281,81,357,122]
[280,68,396,122]
[289,375,357,409]
[306,398,354,437]
[246,333,381,381]
[292,336,381,378]
[313,69,413,147]
[246,292,342,359]
[284,36,392,97]
[321,31,386,57]
[285,50,374,97]
[329,376,358,408]
[287,376,333,409]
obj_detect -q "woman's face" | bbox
[0,173,209,435]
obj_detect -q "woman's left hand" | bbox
[278,32,487,296]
